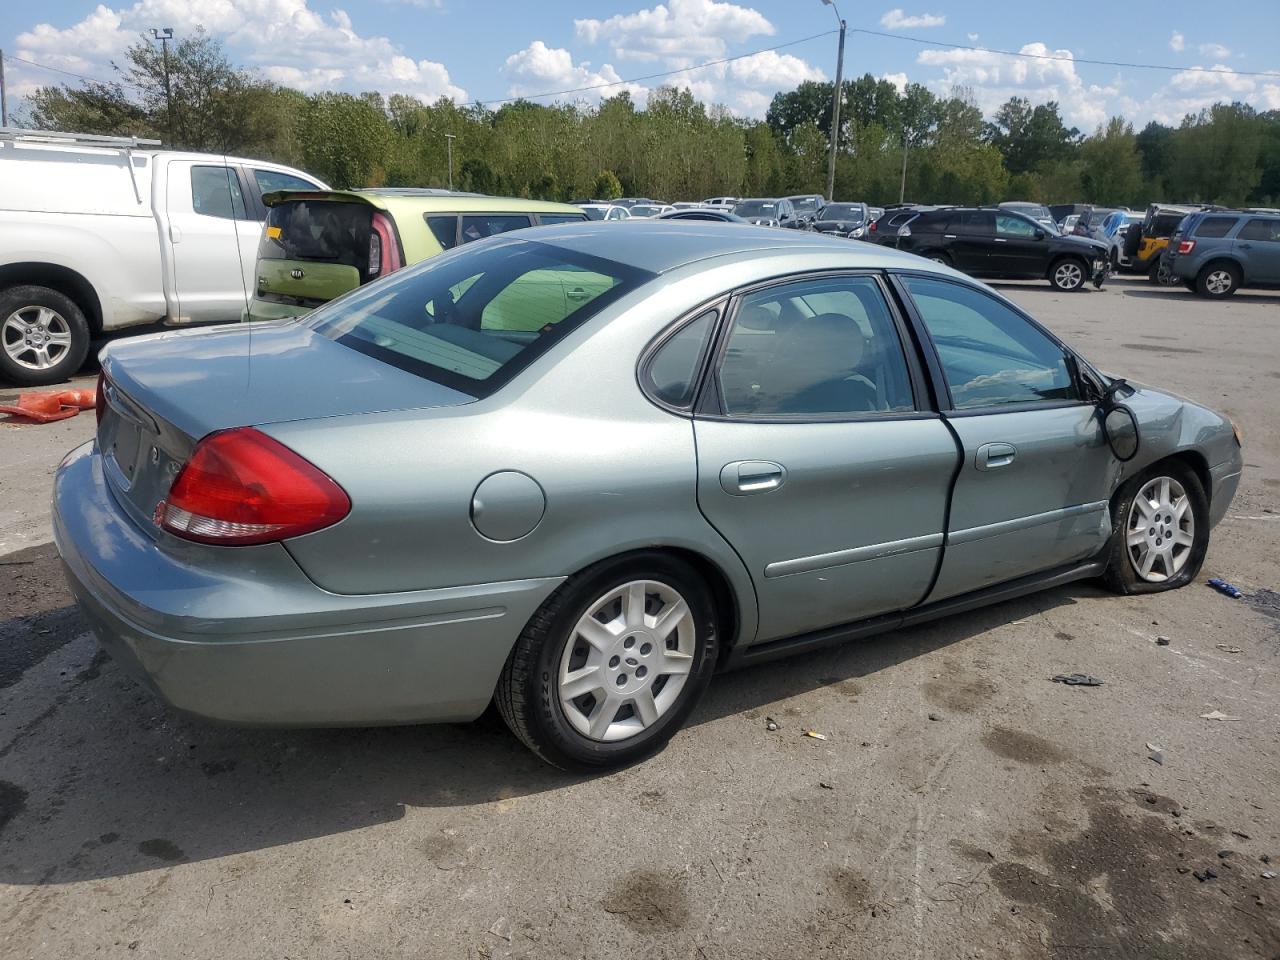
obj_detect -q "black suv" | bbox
[895,207,1109,291]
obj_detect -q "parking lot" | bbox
[1,278,1278,959]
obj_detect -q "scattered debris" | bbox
[1176,866,1190,874]
[1215,644,1243,654]
[1146,742,1165,765]
[489,918,513,943]
[1263,871,1277,880]
[819,781,833,790]
[1051,673,1104,686]
[1232,830,1251,840]
[764,716,779,732]
[1207,578,1244,599]
[1218,850,1235,859]
[1263,854,1272,864]
[1155,635,1171,646]
[1199,710,1242,722]
[803,730,828,741]
[927,712,943,722]
[1193,867,1218,882]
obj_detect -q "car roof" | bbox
[508,219,938,274]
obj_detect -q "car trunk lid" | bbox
[97,321,474,530]
[255,197,383,307]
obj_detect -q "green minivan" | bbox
[246,189,590,322]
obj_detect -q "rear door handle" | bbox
[975,442,1017,471]
[1237,243,1252,250]
[993,237,1008,243]
[944,234,957,239]
[720,460,787,496]
[567,286,589,302]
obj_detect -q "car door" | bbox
[991,213,1046,276]
[894,274,1115,601]
[1235,217,1280,282]
[166,161,260,323]
[946,211,995,272]
[691,274,958,644]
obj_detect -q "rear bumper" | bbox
[52,442,563,726]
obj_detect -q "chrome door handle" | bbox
[976,442,1017,471]
[944,234,957,239]
[1237,243,1252,250]
[720,460,787,496]
[993,237,1008,243]
[567,287,589,301]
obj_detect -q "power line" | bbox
[461,29,838,108]
[6,53,146,91]
[850,26,1279,78]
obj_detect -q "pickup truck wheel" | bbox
[0,286,91,387]
[1049,257,1087,291]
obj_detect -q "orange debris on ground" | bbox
[0,388,98,424]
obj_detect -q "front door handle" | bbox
[975,442,1017,471]
[720,460,787,496]
[567,286,589,302]
[1236,243,1252,250]
[993,237,1008,243]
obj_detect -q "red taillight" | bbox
[154,427,350,546]
[1177,239,1196,255]
[94,371,107,425]
[369,212,401,281]
[869,220,878,232]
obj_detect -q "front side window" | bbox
[996,213,1037,238]
[1239,218,1280,242]
[717,276,915,418]
[460,214,533,244]
[191,166,247,220]
[902,276,1079,409]
[309,239,649,396]
[1195,216,1238,239]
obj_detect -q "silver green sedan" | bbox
[53,222,1243,770]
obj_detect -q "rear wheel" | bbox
[1149,256,1179,286]
[1196,262,1240,298]
[0,285,91,387]
[1049,257,1087,291]
[496,552,719,771]
[925,251,952,266]
[1103,461,1208,595]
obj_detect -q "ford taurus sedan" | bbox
[54,223,1243,771]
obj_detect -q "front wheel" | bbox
[0,285,91,386]
[1102,461,1209,595]
[496,553,719,771]
[1049,257,1087,291]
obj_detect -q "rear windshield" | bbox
[790,197,821,215]
[260,201,372,274]
[1151,213,1187,236]
[734,201,777,217]
[821,204,866,220]
[307,238,653,397]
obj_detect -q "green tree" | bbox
[1078,118,1143,206]
[986,97,1080,175]
[591,170,624,199]
[1167,103,1263,205]
[300,92,390,187]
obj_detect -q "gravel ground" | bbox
[1,278,1278,960]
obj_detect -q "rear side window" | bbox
[308,238,651,396]
[260,200,372,272]
[461,214,533,244]
[191,166,247,220]
[537,213,588,226]
[645,309,717,408]
[1195,216,1238,238]
[252,169,316,198]
[426,215,459,250]
[952,211,993,236]
[903,276,1078,409]
[1238,218,1280,242]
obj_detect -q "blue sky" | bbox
[3,0,1277,128]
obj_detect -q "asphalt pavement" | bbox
[1,278,1278,959]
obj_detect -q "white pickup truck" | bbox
[0,129,326,385]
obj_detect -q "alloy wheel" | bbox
[557,579,696,742]
[1054,262,1083,289]
[1125,476,1195,582]
[2,306,73,371]
[1205,269,1234,295]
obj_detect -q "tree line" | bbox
[22,29,1280,207]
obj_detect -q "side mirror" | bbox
[1035,228,1046,240]
[1100,378,1139,461]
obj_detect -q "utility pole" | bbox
[445,133,456,190]
[820,1,845,203]
[899,131,909,204]
[150,28,174,146]
[1,49,8,128]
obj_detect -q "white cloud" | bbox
[11,0,465,104]
[1169,31,1185,52]
[502,41,648,104]
[966,32,979,42]
[916,41,1109,128]
[1198,42,1232,59]
[575,0,774,64]
[880,72,909,92]
[879,9,946,30]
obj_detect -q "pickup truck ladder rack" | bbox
[0,126,161,205]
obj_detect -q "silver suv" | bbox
[1166,210,1280,297]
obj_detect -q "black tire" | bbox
[1149,256,1178,286]
[0,285,91,387]
[1183,279,1197,292]
[925,251,952,266]
[1195,261,1240,299]
[1102,460,1209,595]
[1049,257,1088,291]
[495,552,719,771]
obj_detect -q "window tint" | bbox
[996,213,1038,237]
[718,276,915,418]
[903,276,1079,409]
[191,166,247,220]
[309,239,649,395]
[1238,218,1280,242]
[953,211,993,236]
[1195,216,1238,238]
[252,169,316,197]
[259,201,372,270]
[426,215,458,250]
[537,213,587,225]
[646,309,716,407]
[460,214,532,244]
